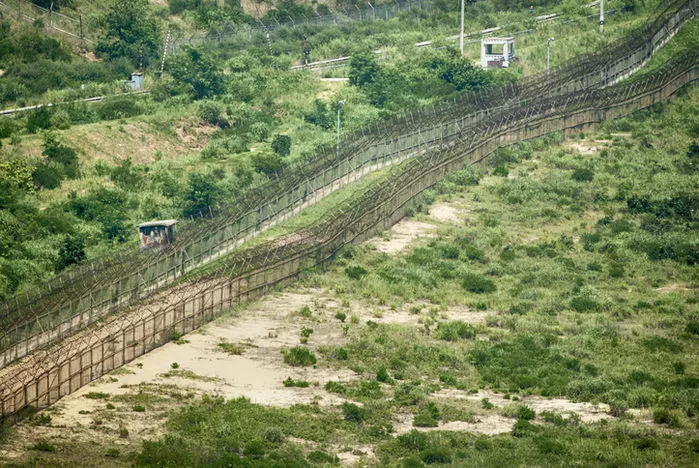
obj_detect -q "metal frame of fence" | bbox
[0,0,93,44]
[0,0,695,370]
[0,48,696,421]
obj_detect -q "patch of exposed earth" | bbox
[369,219,437,253]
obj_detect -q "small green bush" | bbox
[133,405,146,412]
[29,441,56,452]
[376,366,393,384]
[271,134,291,157]
[298,305,312,317]
[251,151,285,175]
[413,401,441,427]
[283,346,317,367]
[84,392,110,400]
[493,165,509,177]
[335,311,347,322]
[435,321,476,341]
[517,405,536,420]
[461,273,496,293]
[685,320,699,335]
[262,427,285,444]
[283,377,310,388]
[307,450,339,464]
[342,402,366,423]
[572,167,594,182]
[345,265,368,280]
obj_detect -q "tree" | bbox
[168,47,226,99]
[349,51,379,87]
[182,172,221,218]
[43,133,79,179]
[56,235,86,272]
[95,0,161,68]
[271,134,291,157]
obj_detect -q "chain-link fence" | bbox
[0,47,696,421]
[0,0,94,44]
[0,0,695,374]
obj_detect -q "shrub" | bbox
[517,405,536,420]
[251,151,285,175]
[493,165,509,177]
[304,100,334,129]
[333,347,349,360]
[283,346,317,367]
[570,296,600,313]
[298,305,312,317]
[43,133,79,179]
[342,402,366,423]
[133,405,146,412]
[32,162,64,189]
[481,398,494,410]
[461,273,496,293]
[435,321,476,341]
[250,122,270,141]
[376,367,393,384]
[29,441,56,452]
[271,134,291,157]
[171,362,179,369]
[307,450,339,464]
[84,392,110,400]
[56,235,86,272]
[262,427,285,444]
[97,96,142,121]
[653,408,681,427]
[420,446,452,464]
[335,311,347,322]
[643,336,682,353]
[198,100,226,127]
[282,377,309,388]
[413,401,440,427]
[26,107,52,132]
[685,320,699,335]
[572,167,594,182]
[345,265,368,280]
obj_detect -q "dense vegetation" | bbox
[2,0,649,298]
[133,85,699,467]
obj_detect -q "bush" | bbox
[282,377,309,388]
[413,401,440,427]
[251,152,286,175]
[572,167,594,182]
[570,296,600,313]
[262,427,285,444]
[282,346,317,367]
[376,366,393,384]
[461,273,496,293]
[198,100,226,127]
[517,405,536,420]
[32,162,64,189]
[97,97,142,121]
[56,235,86,272]
[271,134,291,157]
[26,107,52,132]
[435,321,476,341]
[335,311,347,322]
[685,320,699,335]
[342,402,366,423]
[493,165,509,177]
[304,99,334,129]
[345,265,368,280]
[653,408,681,427]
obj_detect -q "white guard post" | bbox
[481,37,515,68]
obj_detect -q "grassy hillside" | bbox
[4,71,696,467]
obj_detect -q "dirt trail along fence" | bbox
[0,44,696,421]
[0,0,695,371]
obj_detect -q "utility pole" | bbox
[600,0,604,33]
[336,100,346,159]
[460,0,465,55]
[547,37,554,82]
[367,2,375,21]
[159,29,171,77]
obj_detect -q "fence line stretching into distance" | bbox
[0,0,94,44]
[0,0,694,370]
[0,48,695,421]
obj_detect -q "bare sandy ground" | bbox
[0,202,627,466]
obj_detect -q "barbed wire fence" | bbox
[0,0,95,45]
[0,47,695,421]
[0,0,694,371]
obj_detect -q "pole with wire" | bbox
[600,0,604,33]
[336,100,346,159]
[546,37,554,83]
[459,0,465,55]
